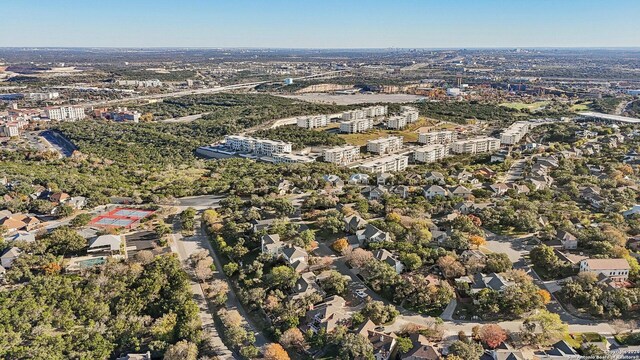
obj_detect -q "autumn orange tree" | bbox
[263,343,291,360]
[332,238,349,253]
[469,235,486,247]
[479,324,507,349]
[538,289,552,304]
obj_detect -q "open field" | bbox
[278,93,426,105]
[338,117,431,145]
[499,101,550,111]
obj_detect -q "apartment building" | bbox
[340,118,374,133]
[414,144,450,163]
[418,130,457,145]
[45,106,86,121]
[1,123,19,137]
[359,154,409,174]
[26,92,59,101]
[451,137,500,154]
[500,121,531,145]
[297,115,328,129]
[400,106,419,123]
[367,136,403,154]
[323,145,360,165]
[387,116,407,130]
[272,153,315,164]
[364,105,388,117]
[116,79,163,87]
[223,135,292,156]
[342,109,365,121]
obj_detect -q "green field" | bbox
[499,101,550,111]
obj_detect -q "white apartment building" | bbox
[1,124,19,137]
[451,137,500,154]
[500,121,531,145]
[297,115,328,129]
[364,105,388,117]
[401,106,419,123]
[387,116,407,130]
[45,106,86,121]
[116,79,163,87]
[26,92,59,101]
[418,130,457,145]
[414,144,450,163]
[342,109,365,121]
[272,153,315,164]
[323,145,360,165]
[359,154,409,174]
[367,136,403,154]
[223,135,292,156]
[579,258,630,282]
[340,118,373,133]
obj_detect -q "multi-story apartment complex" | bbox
[297,115,328,129]
[45,106,86,121]
[400,106,419,123]
[116,79,163,87]
[223,135,292,156]
[451,137,500,154]
[340,118,374,133]
[500,121,531,145]
[387,116,407,130]
[272,153,315,164]
[359,154,409,174]
[26,92,60,101]
[418,130,457,145]
[323,145,360,165]
[1,123,19,137]
[342,109,365,121]
[364,105,388,117]
[414,144,450,163]
[367,136,403,154]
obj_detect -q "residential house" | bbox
[349,173,370,185]
[374,249,404,274]
[454,170,474,182]
[579,186,605,209]
[67,196,87,210]
[344,214,367,233]
[362,185,388,201]
[537,340,580,359]
[292,272,325,300]
[469,273,514,294]
[450,185,472,199]
[391,185,410,199]
[377,173,394,185]
[323,174,345,188]
[506,183,530,195]
[424,171,446,185]
[556,230,578,250]
[49,192,70,204]
[282,246,309,272]
[261,234,284,255]
[474,167,496,179]
[305,295,350,333]
[357,224,390,245]
[460,249,487,264]
[454,201,475,214]
[250,218,277,233]
[88,235,122,255]
[401,333,440,360]
[356,320,398,360]
[579,258,630,282]
[623,204,640,217]
[0,247,21,268]
[489,183,509,197]
[4,231,35,243]
[424,185,449,199]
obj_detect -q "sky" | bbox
[1,0,639,48]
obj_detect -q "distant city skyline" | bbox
[1,0,639,48]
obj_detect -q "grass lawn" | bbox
[563,333,583,349]
[571,101,592,112]
[499,101,549,111]
[338,117,431,145]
